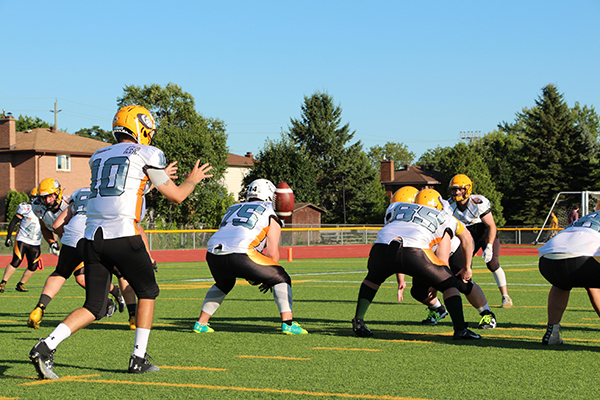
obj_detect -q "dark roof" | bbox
[293,202,327,213]
[387,165,442,185]
[0,128,109,155]
[227,153,255,167]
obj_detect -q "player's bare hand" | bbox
[457,267,472,283]
[165,161,179,180]
[397,283,406,302]
[185,161,213,184]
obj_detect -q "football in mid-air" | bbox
[274,182,295,219]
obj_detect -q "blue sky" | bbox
[1,1,598,160]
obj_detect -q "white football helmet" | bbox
[246,179,276,202]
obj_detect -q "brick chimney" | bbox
[380,160,394,182]
[245,151,253,159]
[0,116,16,149]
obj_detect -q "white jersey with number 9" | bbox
[85,142,166,240]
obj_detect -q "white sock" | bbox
[273,283,293,314]
[477,304,491,314]
[492,268,508,288]
[429,299,442,310]
[45,323,72,351]
[133,328,151,358]
[201,285,227,315]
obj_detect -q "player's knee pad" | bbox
[265,269,292,287]
[410,285,430,303]
[486,258,500,272]
[434,276,458,292]
[135,282,160,300]
[457,279,474,295]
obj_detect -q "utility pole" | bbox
[49,98,62,130]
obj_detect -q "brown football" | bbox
[275,182,295,219]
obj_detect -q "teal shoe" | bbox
[193,322,214,333]
[282,321,308,335]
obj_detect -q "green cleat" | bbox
[193,322,215,333]
[282,321,308,335]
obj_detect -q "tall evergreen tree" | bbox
[287,92,387,223]
[507,84,580,225]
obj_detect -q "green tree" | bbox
[572,102,600,141]
[416,146,452,166]
[368,142,415,168]
[4,191,29,224]
[74,126,116,143]
[470,130,522,225]
[242,136,319,204]
[436,142,505,226]
[118,83,232,228]
[500,84,599,225]
[15,115,51,132]
[287,92,387,223]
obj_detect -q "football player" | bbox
[28,105,213,379]
[391,188,497,329]
[27,187,126,329]
[0,188,43,293]
[538,206,600,345]
[31,178,68,258]
[352,188,481,340]
[193,178,308,335]
[447,174,513,308]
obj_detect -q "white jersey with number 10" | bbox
[85,142,166,240]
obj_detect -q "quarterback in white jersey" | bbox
[195,179,308,336]
[448,174,513,308]
[352,189,481,340]
[1,194,43,294]
[538,210,600,345]
[29,105,213,380]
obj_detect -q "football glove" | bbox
[152,261,158,273]
[483,243,493,263]
[50,241,60,256]
[5,237,12,247]
[258,283,273,294]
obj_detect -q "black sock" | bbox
[110,286,120,298]
[355,283,379,320]
[283,320,293,326]
[39,294,53,308]
[444,295,465,331]
[127,303,136,317]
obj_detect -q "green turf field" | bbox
[1,255,599,399]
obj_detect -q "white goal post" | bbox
[534,191,600,244]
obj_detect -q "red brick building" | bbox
[380,160,443,199]
[0,116,110,221]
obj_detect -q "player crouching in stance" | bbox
[392,187,496,329]
[352,188,481,340]
[193,178,308,335]
[538,204,600,345]
[28,105,213,379]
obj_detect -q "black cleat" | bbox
[453,328,482,340]
[352,317,373,338]
[29,339,59,379]
[104,298,117,318]
[112,288,126,313]
[16,282,28,292]
[128,353,160,374]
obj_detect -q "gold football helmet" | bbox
[391,186,419,204]
[415,189,444,210]
[448,174,473,201]
[112,105,156,145]
[37,178,63,209]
